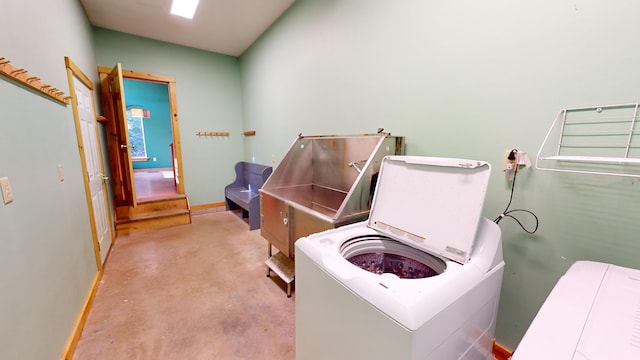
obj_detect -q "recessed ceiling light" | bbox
[170,0,200,19]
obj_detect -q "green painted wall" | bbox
[0,0,99,359]
[4,0,640,356]
[240,0,640,349]
[93,29,245,205]
[123,79,173,169]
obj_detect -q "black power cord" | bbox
[494,149,539,234]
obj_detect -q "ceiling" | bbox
[80,0,295,57]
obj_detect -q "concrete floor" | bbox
[73,211,295,360]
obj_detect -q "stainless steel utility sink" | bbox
[260,133,405,259]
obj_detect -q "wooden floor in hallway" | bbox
[134,170,177,200]
[72,211,295,360]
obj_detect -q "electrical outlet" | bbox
[0,177,14,204]
[503,150,518,181]
[503,150,518,172]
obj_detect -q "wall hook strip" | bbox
[196,131,230,136]
[0,55,69,105]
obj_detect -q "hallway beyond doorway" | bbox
[134,169,177,200]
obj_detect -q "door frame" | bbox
[98,66,186,199]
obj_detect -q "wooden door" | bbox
[65,57,114,268]
[100,63,137,207]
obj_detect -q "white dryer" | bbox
[295,156,505,360]
[512,261,640,360]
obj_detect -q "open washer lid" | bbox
[367,156,491,264]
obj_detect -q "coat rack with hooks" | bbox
[0,56,70,105]
[196,131,230,136]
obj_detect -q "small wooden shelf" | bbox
[0,56,69,105]
[243,131,256,136]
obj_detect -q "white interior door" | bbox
[75,75,112,264]
[66,58,113,267]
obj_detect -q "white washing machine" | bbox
[295,156,505,360]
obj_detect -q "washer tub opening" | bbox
[340,235,446,279]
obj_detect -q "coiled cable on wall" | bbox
[494,149,539,234]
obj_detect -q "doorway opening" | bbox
[123,78,178,200]
[98,65,185,208]
[99,64,190,235]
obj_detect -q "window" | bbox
[127,112,148,160]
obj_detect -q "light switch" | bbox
[57,164,64,182]
[0,177,14,204]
